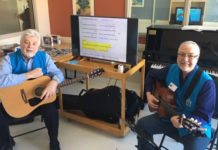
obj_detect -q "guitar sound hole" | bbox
[29,98,43,106]
[35,87,44,97]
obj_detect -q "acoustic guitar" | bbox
[0,68,104,118]
[148,81,206,137]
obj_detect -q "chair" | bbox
[158,133,180,150]
[158,77,218,150]
[208,120,218,150]
[9,94,62,139]
[10,114,46,139]
[207,77,218,150]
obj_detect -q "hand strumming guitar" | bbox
[40,79,58,100]
[146,91,159,109]
[25,68,58,100]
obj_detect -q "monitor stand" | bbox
[88,58,115,65]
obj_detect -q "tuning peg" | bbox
[190,118,194,121]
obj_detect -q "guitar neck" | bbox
[34,76,87,97]
[58,76,87,88]
[57,68,104,88]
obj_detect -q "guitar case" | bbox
[60,86,145,123]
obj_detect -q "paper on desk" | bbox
[67,60,78,64]
[182,25,218,32]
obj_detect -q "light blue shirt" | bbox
[0,52,64,88]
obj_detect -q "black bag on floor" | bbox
[79,86,121,123]
[62,86,145,123]
[125,89,145,122]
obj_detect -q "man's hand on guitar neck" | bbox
[40,79,58,100]
[171,115,183,128]
[146,92,159,109]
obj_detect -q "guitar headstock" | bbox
[181,117,206,137]
[88,68,105,78]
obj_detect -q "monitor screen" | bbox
[71,15,138,65]
[175,7,202,25]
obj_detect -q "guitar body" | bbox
[148,81,206,136]
[0,76,56,118]
[149,81,177,118]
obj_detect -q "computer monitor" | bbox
[175,7,202,25]
[71,15,139,65]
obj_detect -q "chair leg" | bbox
[12,127,46,138]
[159,134,166,148]
[209,127,218,150]
[12,116,46,138]
[159,134,169,150]
[216,137,218,150]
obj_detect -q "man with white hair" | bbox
[136,41,216,150]
[0,29,64,150]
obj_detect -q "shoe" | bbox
[0,137,15,150]
[0,143,14,150]
[0,144,11,150]
[9,136,15,148]
[50,141,61,150]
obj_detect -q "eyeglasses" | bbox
[177,53,199,59]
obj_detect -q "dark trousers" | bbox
[0,101,59,148]
[136,113,210,150]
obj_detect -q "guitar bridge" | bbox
[20,89,28,103]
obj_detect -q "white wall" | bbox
[33,0,50,36]
[0,0,50,46]
[138,19,170,34]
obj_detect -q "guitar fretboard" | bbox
[58,76,87,88]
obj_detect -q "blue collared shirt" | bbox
[0,52,64,88]
[145,65,216,125]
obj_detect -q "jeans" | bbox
[0,101,59,149]
[136,113,210,150]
